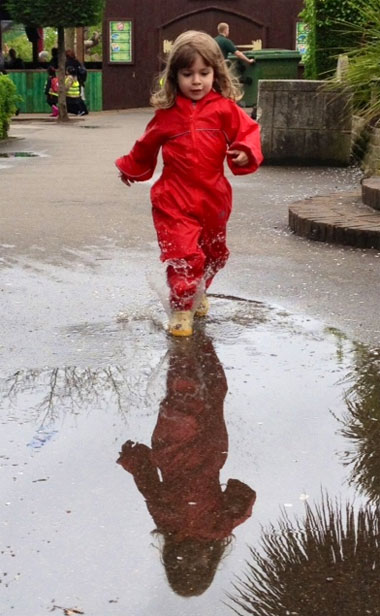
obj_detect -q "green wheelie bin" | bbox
[228,49,302,110]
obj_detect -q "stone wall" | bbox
[257,80,352,165]
[363,125,380,176]
[351,116,380,176]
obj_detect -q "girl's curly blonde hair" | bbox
[150,30,243,109]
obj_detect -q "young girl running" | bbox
[115,30,263,337]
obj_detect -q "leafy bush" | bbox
[0,74,22,139]
[319,0,380,125]
[301,0,364,78]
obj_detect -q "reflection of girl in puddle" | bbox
[117,332,256,596]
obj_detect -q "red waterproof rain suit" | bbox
[115,90,263,310]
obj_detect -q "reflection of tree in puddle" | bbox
[117,331,256,596]
[2,366,145,422]
[336,344,380,504]
[228,495,380,616]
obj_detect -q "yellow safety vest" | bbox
[66,77,80,98]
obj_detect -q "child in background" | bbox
[116,30,263,336]
[65,66,88,116]
[44,66,59,117]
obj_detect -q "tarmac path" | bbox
[0,110,379,364]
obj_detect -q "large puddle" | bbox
[1,297,379,615]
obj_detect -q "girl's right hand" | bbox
[227,149,249,166]
[120,173,135,186]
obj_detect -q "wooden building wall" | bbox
[103,0,304,110]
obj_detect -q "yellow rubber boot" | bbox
[194,294,209,317]
[168,310,194,337]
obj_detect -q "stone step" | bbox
[362,177,380,211]
[288,191,380,249]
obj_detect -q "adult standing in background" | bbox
[5,47,24,69]
[65,48,87,96]
[48,47,59,70]
[65,48,82,73]
[214,22,255,65]
[38,50,49,70]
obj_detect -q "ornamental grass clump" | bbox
[332,0,380,125]
[301,0,363,79]
[228,495,380,616]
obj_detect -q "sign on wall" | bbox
[108,20,133,63]
[295,21,308,58]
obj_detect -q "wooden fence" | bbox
[7,70,102,113]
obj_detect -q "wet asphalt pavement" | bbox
[1,112,380,615]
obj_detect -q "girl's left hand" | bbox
[227,149,249,167]
[120,173,135,186]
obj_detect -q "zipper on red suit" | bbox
[190,102,201,210]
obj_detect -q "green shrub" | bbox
[0,75,22,139]
[301,0,364,79]
[321,0,380,125]
[342,1,380,124]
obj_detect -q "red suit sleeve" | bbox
[225,101,264,176]
[117,441,161,499]
[223,478,257,529]
[115,111,165,181]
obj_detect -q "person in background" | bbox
[214,22,255,65]
[5,47,24,69]
[38,50,49,70]
[65,48,87,98]
[65,48,81,72]
[44,66,59,117]
[65,65,88,116]
[48,47,58,70]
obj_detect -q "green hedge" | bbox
[0,74,22,139]
[301,0,363,79]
